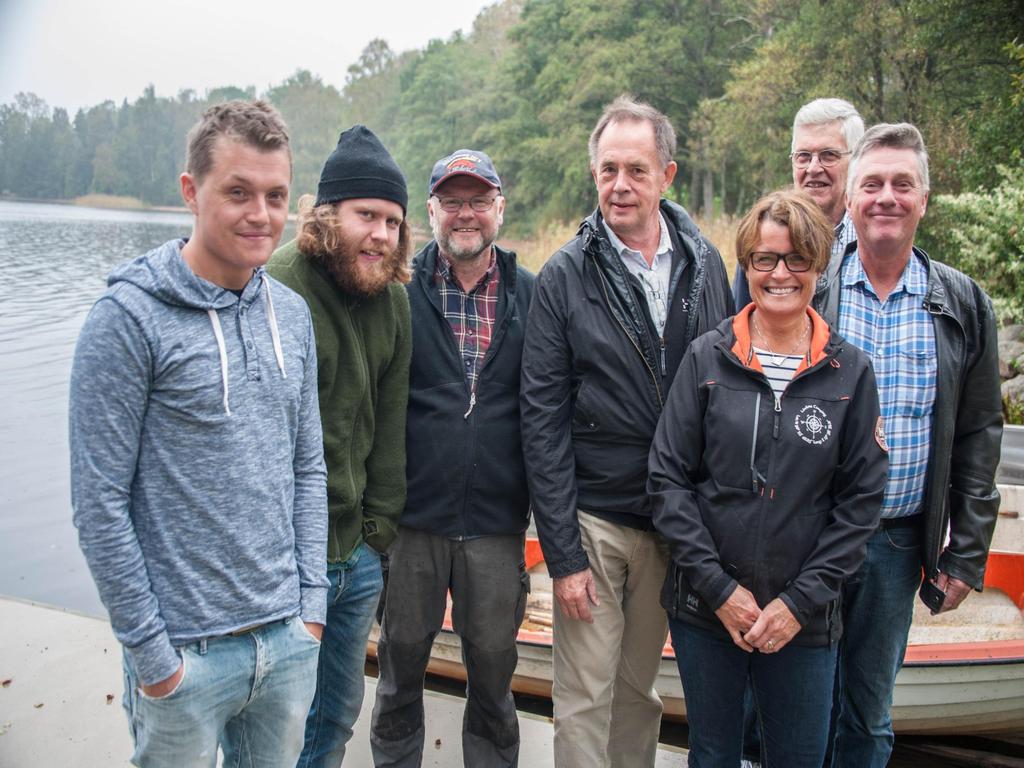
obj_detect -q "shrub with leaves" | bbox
[919,164,1024,325]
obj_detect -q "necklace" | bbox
[752,313,809,367]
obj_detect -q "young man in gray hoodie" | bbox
[69,100,329,767]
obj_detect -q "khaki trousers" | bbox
[552,512,669,768]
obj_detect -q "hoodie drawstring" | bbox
[261,274,287,379]
[207,309,232,416]
[206,275,288,416]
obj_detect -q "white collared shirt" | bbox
[603,214,673,334]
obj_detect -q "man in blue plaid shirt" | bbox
[821,123,1003,768]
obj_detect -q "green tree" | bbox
[918,164,1024,323]
[264,70,346,206]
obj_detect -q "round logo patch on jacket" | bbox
[795,404,832,445]
[875,416,889,452]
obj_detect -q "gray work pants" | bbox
[370,527,529,768]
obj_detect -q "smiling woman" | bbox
[649,188,887,768]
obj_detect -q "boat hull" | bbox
[367,630,1024,735]
[368,510,1024,735]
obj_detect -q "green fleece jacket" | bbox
[268,239,410,562]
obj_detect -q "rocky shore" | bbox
[1000,325,1024,422]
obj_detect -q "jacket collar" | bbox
[729,303,831,376]
[414,239,518,296]
[579,199,705,269]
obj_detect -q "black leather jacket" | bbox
[814,246,1002,588]
[521,200,734,578]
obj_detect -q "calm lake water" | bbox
[0,200,296,617]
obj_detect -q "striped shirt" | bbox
[753,350,802,401]
[838,250,936,518]
[435,248,500,392]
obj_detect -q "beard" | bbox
[432,223,498,262]
[317,230,404,299]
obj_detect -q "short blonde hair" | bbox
[735,190,833,274]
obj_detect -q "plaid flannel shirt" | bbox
[838,250,936,518]
[435,248,500,392]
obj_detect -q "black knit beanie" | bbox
[315,125,408,213]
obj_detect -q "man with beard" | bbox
[267,124,412,767]
[371,150,534,768]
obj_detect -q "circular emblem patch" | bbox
[795,404,832,445]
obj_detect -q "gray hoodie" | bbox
[70,239,328,686]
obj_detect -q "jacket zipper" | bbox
[594,256,663,406]
[750,392,762,492]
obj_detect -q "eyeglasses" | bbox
[748,251,813,273]
[790,149,851,168]
[433,195,499,213]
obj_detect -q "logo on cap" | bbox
[447,154,482,172]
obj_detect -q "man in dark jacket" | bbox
[371,150,534,768]
[822,123,1002,767]
[520,95,733,767]
[267,125,412,767]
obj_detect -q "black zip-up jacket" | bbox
[815,246,1002,590]
[521,200,734,578]
[403,242,534,537]
[649,307,888,645]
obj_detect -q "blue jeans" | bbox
[670,619,837,768]
[830,523,922,768]
[298,542,383,768]
[122,617,320,768]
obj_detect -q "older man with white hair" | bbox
[734,98,864,307]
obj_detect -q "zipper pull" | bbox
[463,391,477,419]
[773,396,781,438]
[660,338,667,376]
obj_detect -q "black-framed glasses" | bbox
[433,195,499,213]
[748,251,813,273]
[789,149,851,168]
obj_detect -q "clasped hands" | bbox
[715,585,800,654]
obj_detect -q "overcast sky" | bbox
[0,0,493,113]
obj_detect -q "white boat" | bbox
[369,486,1024,736]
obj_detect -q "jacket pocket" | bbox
[703,383,763,491]
[571,380,600,432]
[893,348,937,418]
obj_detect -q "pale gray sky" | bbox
[0,0,494,113]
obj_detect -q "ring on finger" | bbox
[766,639,776,651]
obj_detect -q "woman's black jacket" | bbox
[648,307,888,646]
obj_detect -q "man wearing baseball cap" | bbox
[267,124,413,767]
[371,149,535,768]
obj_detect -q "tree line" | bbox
[1,0,1021,238]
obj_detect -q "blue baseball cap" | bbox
[428,149,502,195]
